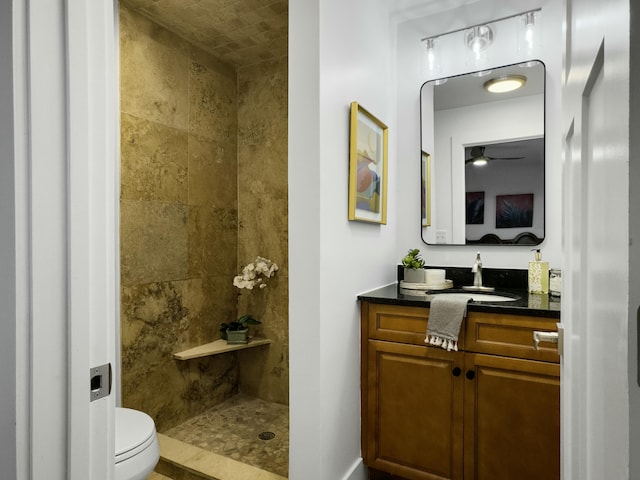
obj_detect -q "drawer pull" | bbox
[533,330,559,350]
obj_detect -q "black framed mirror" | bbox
[420,60,545,245]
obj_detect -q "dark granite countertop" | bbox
[358,283,561,318]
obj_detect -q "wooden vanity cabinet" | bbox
[365,339,464,480]
[462,312,560,480]
[463,353,560,480]
[361,302,559,480]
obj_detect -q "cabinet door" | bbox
[365,340,464,480]
[463,353,560,480]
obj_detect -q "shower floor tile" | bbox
[163,394,289,478]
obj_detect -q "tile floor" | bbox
[148,473,172,480]
[162,394,289,478]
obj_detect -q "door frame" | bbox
[561,0,631,478]
[0,1,119,478]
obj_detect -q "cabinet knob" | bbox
[466,370,476,380]
[452,367,461,377]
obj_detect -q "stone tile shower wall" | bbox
[119,6,240,431]
[236,57,289,405]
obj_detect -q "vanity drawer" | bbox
[465,312,559,363]
[365,303,465,348]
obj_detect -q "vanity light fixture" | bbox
[522,12,536,49]
[472,69,493,78]
[483,74,527,93]
[517,10,542,55]
[465,25,494,60]
[472,157,488,166]
[420,8,540,79]
[422,37,442,76]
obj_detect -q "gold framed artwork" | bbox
[422,151,431,226]
[348,102,388,224]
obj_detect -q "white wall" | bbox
[289,0,398,478]
[395,0,563,269]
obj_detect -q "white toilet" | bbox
[115,407,160,480]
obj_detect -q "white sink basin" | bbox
[433,292,518,302]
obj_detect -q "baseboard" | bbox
[342,458,367,480]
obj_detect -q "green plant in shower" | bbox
[401,248,426,269]
[220,314,262,340]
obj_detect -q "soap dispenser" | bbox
[528,249,549,294]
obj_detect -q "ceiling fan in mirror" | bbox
[465,146,525,166]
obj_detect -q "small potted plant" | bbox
[225,256,278,344]
[402,248,426,283]
[220,314,262,344]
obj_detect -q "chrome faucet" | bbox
[463,252,495,292]
[472,252,483,288]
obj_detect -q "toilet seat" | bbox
[115,407,160,480]
[115,407,157,463]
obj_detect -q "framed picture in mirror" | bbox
[496,193,534,228]
[466,191,485,225]
[422,151,431,226]
[348,102,388,224]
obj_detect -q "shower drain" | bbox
[258,431,276,441]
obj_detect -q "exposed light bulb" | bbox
[422,37,441,76]
[464,25,494,68]
[472,40,482,60]
[428,47,435,68]
[524,29,532,50]
[518,10,542,55]
[525,12,535,50]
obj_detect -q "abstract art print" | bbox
[348,102,388,224]
[496,193,534,228]
[466,191,485,224]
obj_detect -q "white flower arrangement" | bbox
[233,256,279,290]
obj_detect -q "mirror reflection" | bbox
[421,60,545,245]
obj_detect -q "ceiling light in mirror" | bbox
[484,75,527,93]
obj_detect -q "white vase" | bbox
[404,268,426,284]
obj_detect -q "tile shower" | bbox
[119,3,288,475]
